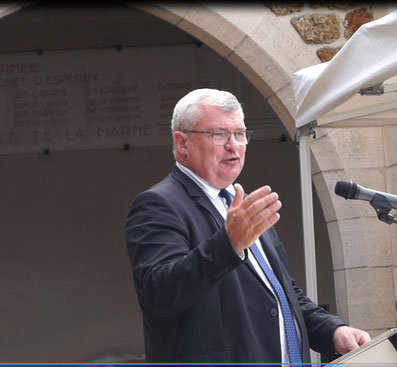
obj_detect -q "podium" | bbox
[329,328,397,365]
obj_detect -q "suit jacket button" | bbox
[270,308,278,317]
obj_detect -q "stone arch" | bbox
[130,3,319,138]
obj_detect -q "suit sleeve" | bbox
[125,190,245,318]
[294,285,345,355]
[272,229,345,355]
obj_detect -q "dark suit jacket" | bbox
[125,166,344,363]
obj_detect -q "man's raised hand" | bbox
[225,183,282,254]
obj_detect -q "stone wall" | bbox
[311,126,396,336]
[266,4,374,62]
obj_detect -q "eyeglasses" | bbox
[184,129,252,146]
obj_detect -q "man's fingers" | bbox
[229,186,282,231]
[333,326,371,355]
[253,212,281,234]
[239,185,272,210]
[357,331,371,346]
[246,192,279,216]
[245,197,282,226]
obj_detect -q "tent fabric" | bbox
[293,10,397,128]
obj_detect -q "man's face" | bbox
[178,104,246,189]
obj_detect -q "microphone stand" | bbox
[370,193,397,224]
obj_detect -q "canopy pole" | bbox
[298,125,318,303]
[297,124,320,363]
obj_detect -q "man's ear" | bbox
[173,131,188,155]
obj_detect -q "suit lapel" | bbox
[170,166,224,228]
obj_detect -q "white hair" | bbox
[171,88,244,133]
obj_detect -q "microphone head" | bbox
[335,180,357,199]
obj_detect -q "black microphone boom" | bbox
[335,180,397,224]
[335,181,397,209]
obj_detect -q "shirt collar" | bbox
[176,162,235,200]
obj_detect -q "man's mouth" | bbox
[223,157,240,163]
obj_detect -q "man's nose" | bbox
[224,132,239,150]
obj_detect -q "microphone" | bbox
[335,180,397,210]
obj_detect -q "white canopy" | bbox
[291,12,397,346]
[293,10,397,128]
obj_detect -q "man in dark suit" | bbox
[125,88,370,364]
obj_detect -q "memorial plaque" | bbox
[0,44,283,154]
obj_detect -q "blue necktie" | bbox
[219,189,303,365]
[219,189,233,207]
